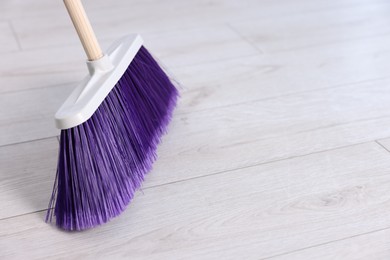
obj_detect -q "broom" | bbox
[46,0,178,231]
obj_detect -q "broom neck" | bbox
[63,0,103,61]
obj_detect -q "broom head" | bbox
[46,34,178,231]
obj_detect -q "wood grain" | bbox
[175,37,390,113]
[2,0,390,258]
[3,79,390,220]
[0,25,258,94]
[0,138,58,219]
[229,1,390,53]
[9,0,389,50]
[0,85,68,146]
[2,143,390,259]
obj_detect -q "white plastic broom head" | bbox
[55,34,144,129]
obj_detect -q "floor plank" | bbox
[144,26,259,67]
[11,0,386,50]
[0,25,258,94]
[0,138,58,219]
[3,76,390,147]
[2,143,390,259]
[269,228,390,260]
[176,33,390,113]
[0,85,68,146]
[0,0,376,20]
[229,1,390,53]
[3,79,390,220]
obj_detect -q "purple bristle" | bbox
[46,46,178,231]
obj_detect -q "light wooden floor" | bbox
[1,0,390,259]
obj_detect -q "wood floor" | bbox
[1,0,390,259]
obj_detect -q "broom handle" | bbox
[63,0,103,61]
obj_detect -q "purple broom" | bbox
[46,0,178,231]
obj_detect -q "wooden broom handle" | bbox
[63,0,103,61]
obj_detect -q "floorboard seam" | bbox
[261,225,390,259]
[225,23,265,54]
[0,139,375,222]
[375,140,390,154]
[7,20,23,51]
